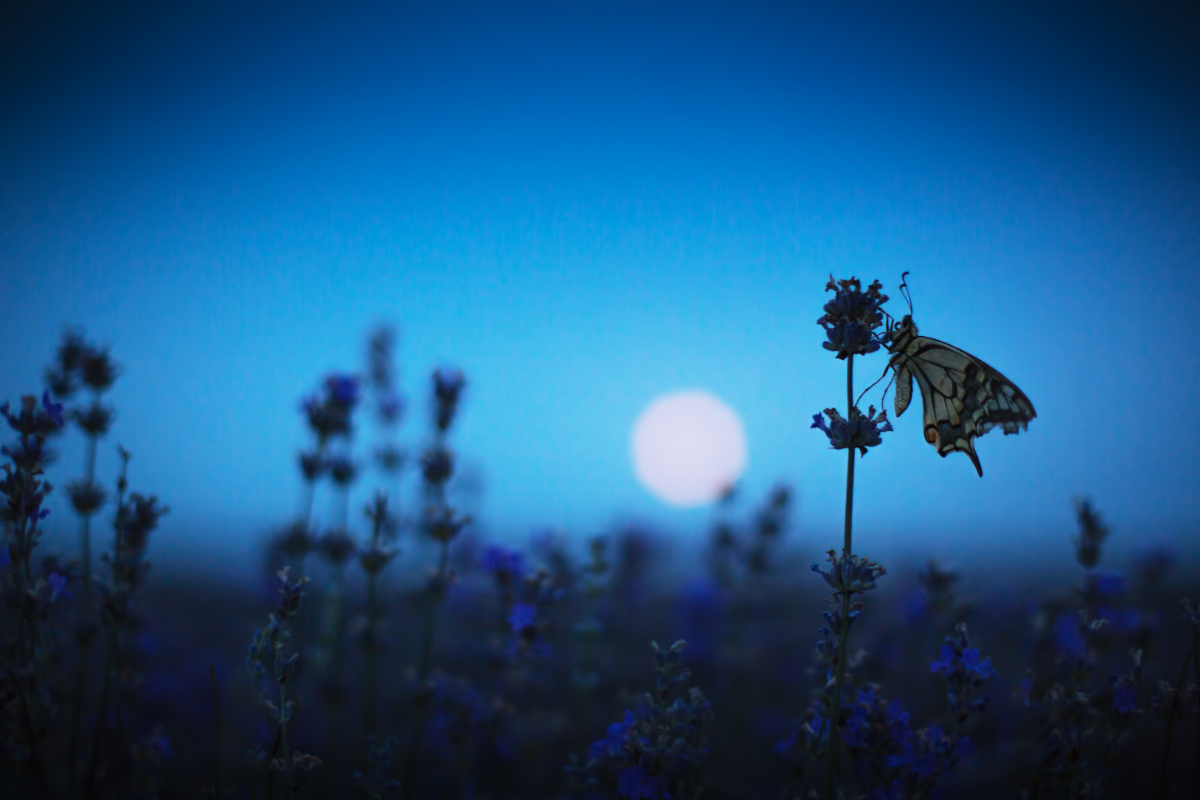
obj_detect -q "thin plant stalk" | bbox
[1193,645,1199,800]
[363,566,380,738]
[0,660,50,800]
[293,449,322,682]
[1157,634,1199,799]
[259,728,283,800]
[827,353,855,797]
[87,455,129,798]
[363,502,386,741]
[86,633,116,799]
[319,561,348,798]
[800,717,830,800]
[279,680,293,800]
[70,430,100,775]
[15,491,29,665]
[210,665,223,800]
[402,536,450,800]
[401,424,453,800]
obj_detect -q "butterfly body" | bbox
[885,315,1035,477]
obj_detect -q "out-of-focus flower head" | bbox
[319,530,357,567]
[423,506,471,544]
[74,400,115,437]
[274,521,315,561]
[326,373,360,406]
[377,392,404,426]
[1106,649,1144,719]
[916,558,959,617]
[327,454,358,488]
[68,480,107,517]
[45,329,87,398]
[817,275,889,360]
[508,602,536,634]
[80,346,119,392]
[481,544,525,585]
[1084,569,1125,599]
[44,329,120,402]
[929,624,996,730]
[812,405,893,456]
[432,368,466,433]
[374,444,405,476]
[3,392,66,439]
[1133,544,1174,589]
[298,449,326,482]
[1,433,53,472]
[420,447,454,487]
[300,373,361,444]
[275,566,310,621]
[1072,497,1109,569]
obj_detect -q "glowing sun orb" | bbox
[631,390,748,508]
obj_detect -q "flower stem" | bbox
[364,570,379,738]
[827,354,855,799]
[364,506,384,743]
[844,354,855,556]
[210,665,223,800]
[801,717,829,800]
[280,679,293,800]
[402,536,450,800]
[1192,642,1199,800]
[70,431,99,777]
[1157,634,1199,799]
[87,631,116,799]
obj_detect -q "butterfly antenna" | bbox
[855,363,893,409]
[898,271,914,316]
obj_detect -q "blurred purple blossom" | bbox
[508,602,536,633]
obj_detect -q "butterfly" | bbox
[882,274,1036,477]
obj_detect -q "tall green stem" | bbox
[827,354,855,798]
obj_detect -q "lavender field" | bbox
[2,306,1198,799]
[3,2,1199,798]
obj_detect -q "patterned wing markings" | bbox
[887,322,1036,477]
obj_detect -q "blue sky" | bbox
[1,1,1197,573]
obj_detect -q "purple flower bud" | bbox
[41,391,64,427]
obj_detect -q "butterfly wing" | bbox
[889,335,1036,477]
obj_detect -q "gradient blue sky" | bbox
[2,1,1197,572]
